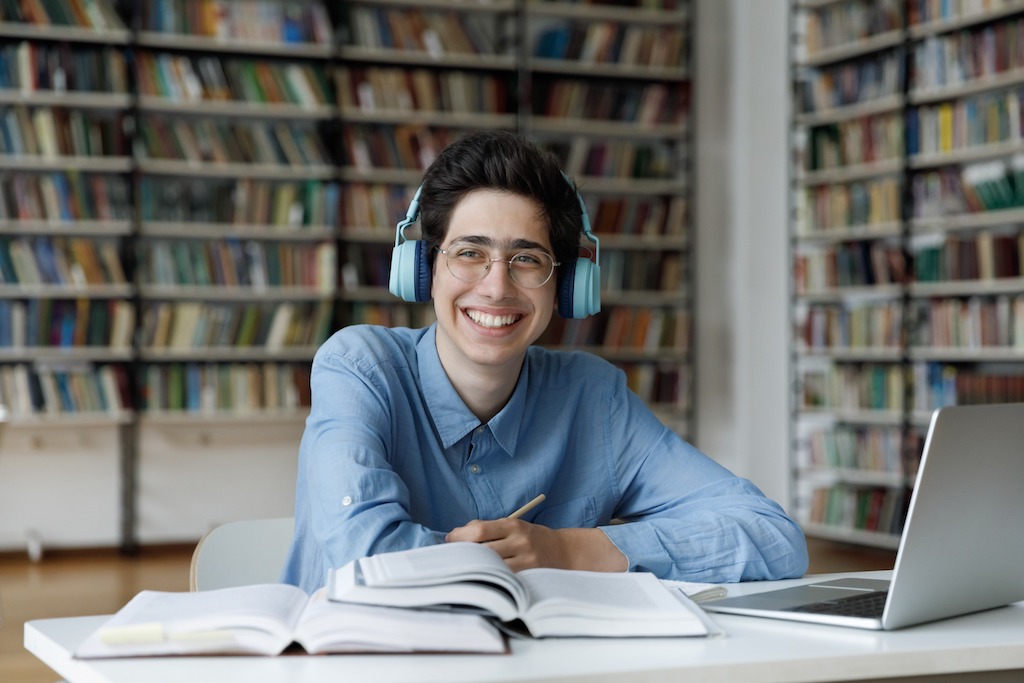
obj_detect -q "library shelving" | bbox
[527,0,693,437]
[0,0,694,553]
[126,0,339,548]
[789,0,1024,549]
[133,0,337,427]
[0,0,136,551]
[0,7,134,424]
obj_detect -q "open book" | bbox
[328,542,720,638]
[75,583,506,658]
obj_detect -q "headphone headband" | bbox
[563,172,600,272]
[394,185,422,244]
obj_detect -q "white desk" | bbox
[24,572,1024,683]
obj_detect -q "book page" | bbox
[75,584,309,658]
[358,541,511,587]
[519,569,671,614]
[355,543,529,614]
[328,560,522,621]
[516,569,712,637]
[295,591,506,654]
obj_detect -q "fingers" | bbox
[446,518,512,544]
[446,519,534,565]
[445,519,547,571]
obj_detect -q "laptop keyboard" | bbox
[787,591,888,618]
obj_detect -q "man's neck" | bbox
[435,343,524,423]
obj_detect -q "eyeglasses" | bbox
[437,242,560,289]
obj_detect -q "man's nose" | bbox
[478,259,516,291]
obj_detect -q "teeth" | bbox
[466,310,519,328]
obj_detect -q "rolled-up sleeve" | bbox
[593,372,808,583]
[281,331,445,592]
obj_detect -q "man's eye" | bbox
[513,253,544,267]
[454,249,484,260]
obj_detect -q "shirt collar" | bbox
[417,323,528,458]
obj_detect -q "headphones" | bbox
[388,180,601,319]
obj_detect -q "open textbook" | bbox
[328,542,720,638]
[74,583,506,658]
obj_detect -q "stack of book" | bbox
[74,542,722,657]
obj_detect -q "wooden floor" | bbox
[0,537,896,683]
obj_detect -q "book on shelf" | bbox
[911,229,1024,283]
[802,2,902,57]
[955,294,1013,348]
[808,484,908,537]
[20,362,129,415]
[0,364,30,414]
[913,362,1024,407]
[328,541,719,639]
[74,583,506,658]
[0,299,131,352]
[601,306,633,349]
[796,50,903,115]
[345,7,494,56]
[341,182,413,232]
[13,0,125,29]
[139,361,310,414]
[535,23,637,66]
[138,0,333,45]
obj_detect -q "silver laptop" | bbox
[703,403,1024,630]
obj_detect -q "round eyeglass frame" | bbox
[436,243,560,289]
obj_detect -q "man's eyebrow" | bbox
[453,235,550,252]
[509,238,549,252]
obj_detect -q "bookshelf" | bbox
[129,0,337,546]
[0,9,134,422]
[527,0,693,437]
[0,0,135,549]
[789,0,1024,549]
[0,0,693,552]
[133,0,336,424]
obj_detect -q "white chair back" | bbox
[189,517,294,591]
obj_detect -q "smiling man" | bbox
[281,131,808,593]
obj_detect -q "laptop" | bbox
[703,403,1024,630]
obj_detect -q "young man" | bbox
[282,131,808,592]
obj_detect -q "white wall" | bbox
[136,421,301,544]
[0,420,301,553]
[694,0,792,507]
[0,425,121,552]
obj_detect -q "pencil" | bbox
[508,493,546,520]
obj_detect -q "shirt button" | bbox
[341,496,353,506]
[475,426,485,435]
[469,465,481,474]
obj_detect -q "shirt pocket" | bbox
[533,496,598,528]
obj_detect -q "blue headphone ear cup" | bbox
[389,240,432,303]
[557,258,577,319]
[413,240,431,302]
[570,257,600,319]
[558,257,601,319]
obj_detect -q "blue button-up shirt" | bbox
[282,324,807,592]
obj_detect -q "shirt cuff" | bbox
[599,521,667,575]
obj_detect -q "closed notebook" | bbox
[327,541,720,638]
[75,583,506,658]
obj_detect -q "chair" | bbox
[189,517,295,591]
